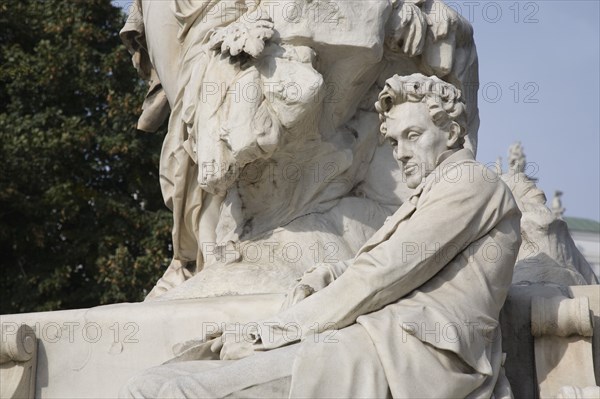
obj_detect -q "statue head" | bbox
[375,73,467,188]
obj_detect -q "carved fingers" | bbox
[280,265,335,311]
[280,283,315,311]
[212,324,262,360]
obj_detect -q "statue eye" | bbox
[387,137,398,147]
[407,131,420,141]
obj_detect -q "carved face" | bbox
[384,102,456,189]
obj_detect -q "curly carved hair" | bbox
[375,73,467,147]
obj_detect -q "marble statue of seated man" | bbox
[121,74,522,398]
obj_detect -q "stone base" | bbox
[1,285,598,398]
[0,295,283,398]
[500,285,600,398]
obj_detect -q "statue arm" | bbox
[256,162,519,349]
[300,260,353,284]
[279,260,352,311]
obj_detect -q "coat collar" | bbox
[407,148,474,200]
[357,198,417,254]
[419,148,474,190]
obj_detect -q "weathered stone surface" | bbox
[121,0,481,300]
[0,296,282,398]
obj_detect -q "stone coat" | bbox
[255,149,522,397]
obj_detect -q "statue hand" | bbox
[209,324,263,360]
[280,264,335,311]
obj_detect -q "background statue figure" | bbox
[501,149,597,286]
[121,0,482,300]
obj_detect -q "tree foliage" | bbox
[0,0,171,313]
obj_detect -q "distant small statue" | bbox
[508,141,526,175]
[500,153,597,286]
[552,190,566,219]
[507,141,538,182]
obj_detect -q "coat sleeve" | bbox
[309,259,352,280]
[256,162,519,349]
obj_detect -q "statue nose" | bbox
[396,141,411,162]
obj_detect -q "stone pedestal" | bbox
[2,285,598,398]
[0,295,282,398]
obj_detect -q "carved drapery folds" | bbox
[122,0,481,299]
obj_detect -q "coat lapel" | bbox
[356,149,474,257]
[356,187,421,256]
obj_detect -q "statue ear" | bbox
[446,121,461,148]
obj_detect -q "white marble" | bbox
[120,74,520,398]
[120,0,481,300]
[0,296,282,398]
[532,288,600,398]
[500,143,598,286]
[0,324,37,399]
[3,1,599,398]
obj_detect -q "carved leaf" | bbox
[208,17,274,58]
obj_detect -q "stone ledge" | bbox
[0,295,283,398]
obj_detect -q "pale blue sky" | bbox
[113,0,600,220]
[472,1,600,221]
